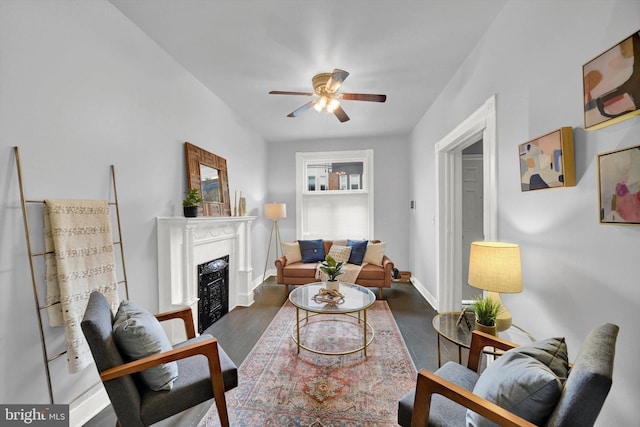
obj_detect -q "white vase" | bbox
[326,280,340,291]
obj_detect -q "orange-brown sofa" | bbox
[274,240,394,299]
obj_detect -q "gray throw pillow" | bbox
[112,300,179,391]
[467,337,569,427]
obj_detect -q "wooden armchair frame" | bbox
[411,330,536,427]
[99,306,230,427]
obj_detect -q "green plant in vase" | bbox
[182,188,203,218]
[319,254,344,290]
[471,294,502,335]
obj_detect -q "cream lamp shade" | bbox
[262,203,286,283]
[264,203,287,220]
[468,241,522,331]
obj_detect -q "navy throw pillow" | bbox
[347,240,368,265]
[299,239,325,263]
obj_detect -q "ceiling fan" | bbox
[269,69,386,122]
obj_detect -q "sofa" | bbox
[274,239,394,298]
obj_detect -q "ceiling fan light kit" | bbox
[269,68,387,122]
[313,96,328,112]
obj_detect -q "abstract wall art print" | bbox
[519,127,576,192]
[583,30,640,130]
[598,145,640,224]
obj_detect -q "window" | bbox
[339,174,348,190]
[296,150,374,240]
[304,161,365,193]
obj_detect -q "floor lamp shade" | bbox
[264,203,287,220]
[468,241,522,331]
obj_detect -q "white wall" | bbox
[0,0,268,415]
[267,135,411,270]
[409,1,640,425]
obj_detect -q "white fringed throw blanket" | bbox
[315,262,365,284]
[44,200,119,373]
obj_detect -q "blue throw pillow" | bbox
[347,239,368,265]
[298,239,325,263]
[112,300,179,391]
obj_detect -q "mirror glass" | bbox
[200,164,221,203]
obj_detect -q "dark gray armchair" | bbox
[81,291,238,427]
[398,323,619,427]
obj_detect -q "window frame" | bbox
[295,149,374,240]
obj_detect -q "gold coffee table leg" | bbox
[296,307,300,354]
[363,309,368,357]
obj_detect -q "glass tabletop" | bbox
[432,311,535,348]
[289,282,376,314]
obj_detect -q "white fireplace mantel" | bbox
[157,216,256,342]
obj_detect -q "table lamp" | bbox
[262,203,287,283]
[467,241,522,332]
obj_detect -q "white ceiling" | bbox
[110,0,507,143]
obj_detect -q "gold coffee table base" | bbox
[292,309,375,356]
[289,282,376,357]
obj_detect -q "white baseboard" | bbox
[69,384,110,427]
[409,276,438,311]
[261,268,277,284]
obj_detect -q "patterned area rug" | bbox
[198,300,417,426]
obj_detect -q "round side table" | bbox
[432,311,534,367]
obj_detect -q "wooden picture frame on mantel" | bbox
[185,142,231,217]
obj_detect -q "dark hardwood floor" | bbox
[84,278,458,426]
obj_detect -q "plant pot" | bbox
[183,206,198,218]
[326,280,340,291]
[474,320,497,336]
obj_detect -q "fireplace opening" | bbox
[198,255,229,333]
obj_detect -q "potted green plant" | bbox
[319,254,344,290]
[471,295,502,335]
[183,188,203,218]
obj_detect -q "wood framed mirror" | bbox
[185,142,231,216]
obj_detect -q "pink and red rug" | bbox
[198,300,417,426]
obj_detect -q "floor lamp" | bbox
[262,202,286,283]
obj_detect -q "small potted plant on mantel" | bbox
[471,295,502,336]
[183,188,203,218]
[319,254,344,291]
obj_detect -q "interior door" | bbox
[461,153,484,300]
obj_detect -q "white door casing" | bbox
[434,95,497,312]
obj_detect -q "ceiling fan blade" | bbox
[325,69,350,94]
[269,90,314,96]
[333,105,350,122]
[339,93,387,102]
[287,100,316,118]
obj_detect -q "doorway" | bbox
[461,144,484,301]
[435,95,498,312]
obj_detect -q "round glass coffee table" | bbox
[288,282,376,357]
